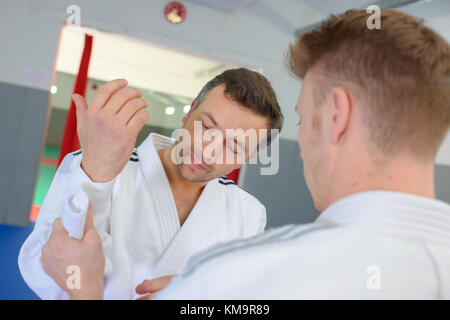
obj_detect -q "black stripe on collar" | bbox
[218,180,235,186]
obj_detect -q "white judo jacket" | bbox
[18,133,266,299]
[157,191,450,299]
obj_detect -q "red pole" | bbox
[58,34,93,166]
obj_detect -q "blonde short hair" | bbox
[288,9,450,160]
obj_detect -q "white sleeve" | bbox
[18,151,115,300]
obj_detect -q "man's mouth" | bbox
[190,154,207,171]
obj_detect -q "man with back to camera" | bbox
[19,68,284,299]
[40,9,450,299]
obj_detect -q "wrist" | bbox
[81,161,114,183]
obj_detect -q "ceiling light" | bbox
[183,105,191,114]
[50,85,58,94]
[165,107,175,115]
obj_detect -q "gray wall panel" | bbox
[241,138,318,228]
[0,82,49,226]
[0,83,26,225]
[45,108,67,146]
[6,86,49,225]
[435,164,450,204]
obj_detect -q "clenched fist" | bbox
[41,207,105,299]
[73,79,149,182]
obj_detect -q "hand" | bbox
[73,79,149,182]
[41,206,105,300]
[135,275,176,300]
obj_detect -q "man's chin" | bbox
[177,164,214,183]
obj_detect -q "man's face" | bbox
[176,84,269,183]
[296,70,332,212]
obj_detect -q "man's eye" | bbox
[202,122,209,129]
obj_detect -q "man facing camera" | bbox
[19,68,283,299]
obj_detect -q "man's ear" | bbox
[330,87,351,145]
[182,99,196,123]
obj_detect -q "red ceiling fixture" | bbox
[164,1,187,24]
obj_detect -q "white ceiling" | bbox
[302,0,373,15]
[400,0,450,41]
[183,0,450,40]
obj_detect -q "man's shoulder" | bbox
[183,223,330,275]
[161,216,447,299]
[216,176,264,208]
[182,222,417,280]
[160,223,337,298]
[174,224,429,299]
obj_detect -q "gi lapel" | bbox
[137,133,180,251]
[151,179,227,278]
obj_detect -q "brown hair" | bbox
[288,9,450,160]
[193,68,283,145]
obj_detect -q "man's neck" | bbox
[327,154,435,210]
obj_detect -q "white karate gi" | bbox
[18,133,266,300]
[157,191,450,299]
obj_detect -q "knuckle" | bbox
[97,84,110,95]
[130,98,145,109]
[41,243,49,257]
[49,236,62,253]
[116,88,129,98]
[123,100,136,110]
[138,98,148,107]
[86,107,96,118]
[141,110,150,120]
[111,118,125,132]
[127,88,141,97]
